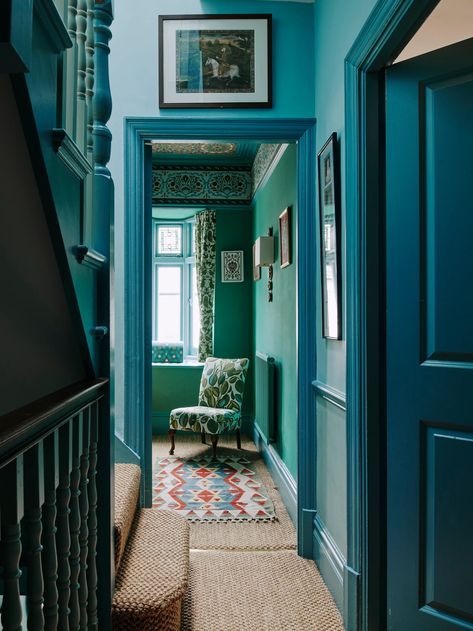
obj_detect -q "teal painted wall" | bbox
[312,0,378,595]
[109,0,315,438]
[253,145,297,479]
[152,208,253,433]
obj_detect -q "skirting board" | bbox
[313,513,346,613]
[115,434,140,465]
[253,423,297,526]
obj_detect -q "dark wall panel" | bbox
[0,76,86,415]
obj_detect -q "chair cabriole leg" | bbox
[236,429,241,450]
[168,429,176,455]
[210,435,218,459]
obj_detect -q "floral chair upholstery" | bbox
[169,357,249,457]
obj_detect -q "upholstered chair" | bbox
[168,357,249,458]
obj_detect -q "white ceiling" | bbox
[395,0,473,63]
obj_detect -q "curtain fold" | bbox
[195,209,217,362]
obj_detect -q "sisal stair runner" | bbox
[112,464,190,630]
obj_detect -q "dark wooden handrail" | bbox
[0,379,108,467]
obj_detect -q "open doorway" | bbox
[346,0,473,628]
[150,138,298,532]
[120,117,317,555]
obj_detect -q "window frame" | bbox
[152,218,199,358]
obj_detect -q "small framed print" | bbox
[221,250,244,283]
[253,244,261,281]
[159,14,272,109]
[318,133,342,340]
[279,206,291,268]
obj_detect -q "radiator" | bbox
[255,351,276,443]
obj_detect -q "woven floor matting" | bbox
[181,550,345,631]
[112,509,189,631]
[114,463,141,571]
[153,434,296,551]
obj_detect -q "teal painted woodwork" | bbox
[386,39,473,630]
[120,118,317,553]
[253,144,297,479]
[345,1,444,629]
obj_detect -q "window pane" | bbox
[157,225,182,256]
[157,266,181,342]
[158,266,181,293]
[192,266,200,351]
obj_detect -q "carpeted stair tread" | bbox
[114,463,141,571]
[112,509,189,631]
[182,550,345,631]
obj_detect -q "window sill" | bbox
[152,359,204,368]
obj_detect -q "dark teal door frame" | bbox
[345,1,440,629]
[123,118,317,527]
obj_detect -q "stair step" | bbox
[112,509,189,631]
[115,463,141,571]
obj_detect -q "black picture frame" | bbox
[159,14,272,109]
[317,133,342,340]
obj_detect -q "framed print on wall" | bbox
[318,133,342,340]
[159,14,272,109]
[222,250,244,282]
[279,206,291,268]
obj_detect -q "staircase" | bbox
[112,464,190,630]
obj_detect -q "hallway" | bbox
[153,435,344,630]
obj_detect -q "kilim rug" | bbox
[153,456,277,523]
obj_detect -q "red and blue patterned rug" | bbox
[153,456,277,523]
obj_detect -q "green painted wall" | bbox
[253,145,297,479]
[152,208,253,433]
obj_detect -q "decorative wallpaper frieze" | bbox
[152,165,252,206]
[252,144,285,196]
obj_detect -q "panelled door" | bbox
[386,38,473,630]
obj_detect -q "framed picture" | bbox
[221,250,244,283]
[253,244,261,281]
[159,14,272,109]
[279,206,291,268]
[318,133,342,340]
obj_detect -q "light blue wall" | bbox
[109,0,315,438]
[312,0,378,605]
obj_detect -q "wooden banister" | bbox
[0,379,107,467]
[0,379,108,630]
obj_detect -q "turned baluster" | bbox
[22,444,45,630]
[42,431,59,631]
[85,0,95,155]
[87,402,99,629]
[76,0,88,151]
[56,420,73,630]
[79,407,91,629]
[93,0,113,178]
[69,415,83,630]
[65,0,78,138]
[0,458,24,631]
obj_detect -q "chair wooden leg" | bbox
[236,429,241,450]
[168,429,176,455]
[201,431,206,444]
[210,435,219,459]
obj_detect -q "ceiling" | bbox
[395,0,473,63]
[151,140,260,167]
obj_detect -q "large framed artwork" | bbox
[159,14,272,109]
[318,133,342,340]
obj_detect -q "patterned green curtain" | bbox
[195,210,217,362]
